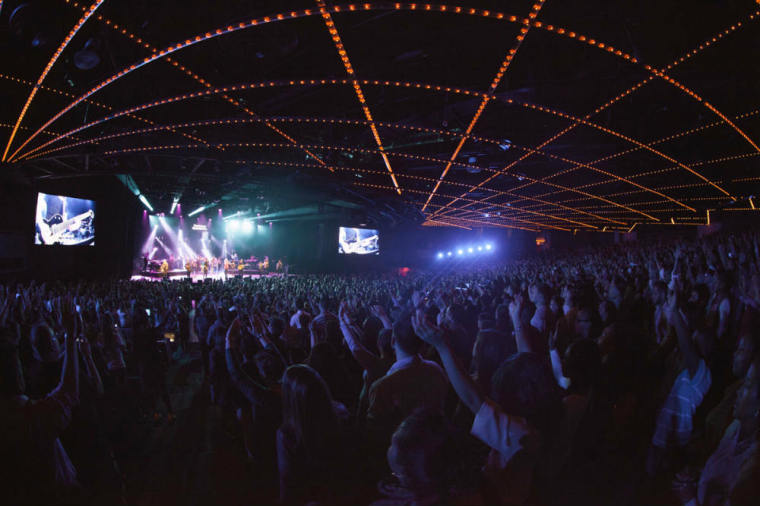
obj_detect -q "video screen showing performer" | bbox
[338,226,379,255]
[35,192,95,246]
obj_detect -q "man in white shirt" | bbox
[367,321,448,429]
[412,311,560,505]
[289,298,311,330]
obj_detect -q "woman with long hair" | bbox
[277,364,349,504]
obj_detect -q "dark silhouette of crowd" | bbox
[1,229,759,505]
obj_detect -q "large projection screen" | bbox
[35,193,95,246]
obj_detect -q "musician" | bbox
[36,194,67,245]
[276,259,283,272]
[185,260,192,278]
[338,227,378,254]
[160,260,169,278]
[202,259,209,277]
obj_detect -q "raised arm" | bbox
[509,294,543,354]
[664,291,700,377]
[412,310,483,414]
[78,335,104,396]
[339,300,383,374]
[59,302,80,399]
[225,318,275,407]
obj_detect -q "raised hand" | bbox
[411,290,424,309]
[411,309,447,349]
[225,317,243,350]
[549,321,560,350]
[508,293,525,322]
[338,300,355,326]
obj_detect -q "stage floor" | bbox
[130,270,286,282]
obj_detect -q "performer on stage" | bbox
[160,259,169,278]
[202,259,209,278]
[276,258,283,272]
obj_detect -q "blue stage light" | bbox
[447,251,452,257]
[477,246,483,251]
[226,220,240,234]
[437,252,444,259]
[485,244,492,250]
[457,249,463,255]
[467,247,474,253]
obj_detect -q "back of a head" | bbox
[281,364,337,457]
[473,329,512,390]
[254,349,284,383]
[307,342,342,391]
[491,352,563,433]
[447,303,467,327]
[363,316,384,348]
[269,316,285,337]
[393,320,422,356]
[388,408,453,493]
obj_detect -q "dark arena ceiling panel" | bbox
[1,0,759,231]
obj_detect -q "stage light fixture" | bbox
[170,199,178,214]
[437,252,444,259]
[477,246,483,251]
[188,205,206,217]
[138,194,153,211]
[457,249,463,255]
[226,220,240,233]
[447,251,452,256]
[485,244,492,250]
[468,247,474,253]
[242,220,254,234]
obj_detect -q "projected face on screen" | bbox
[338,226,379,255]
[35,192,95,246]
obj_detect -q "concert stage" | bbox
[131,269,285,282]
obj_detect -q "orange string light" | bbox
[315,0,401,193]
[2,0,106,162]
[443,10,757,215]
[423,1,545,211]
[11,3,754,167]
[16,76,701,216]
[32,113,651,223]
[62,0,334,171]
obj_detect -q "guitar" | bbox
[340,234,378,254]
[37,210,94,245]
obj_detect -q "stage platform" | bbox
[130,269,286,282]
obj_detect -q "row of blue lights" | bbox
[437,243,493,259]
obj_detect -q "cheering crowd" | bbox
[1,229,759,505]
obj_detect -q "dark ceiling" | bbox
[1,0,759,231]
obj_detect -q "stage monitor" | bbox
[35,192,95,246]
[338,226,379,255]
